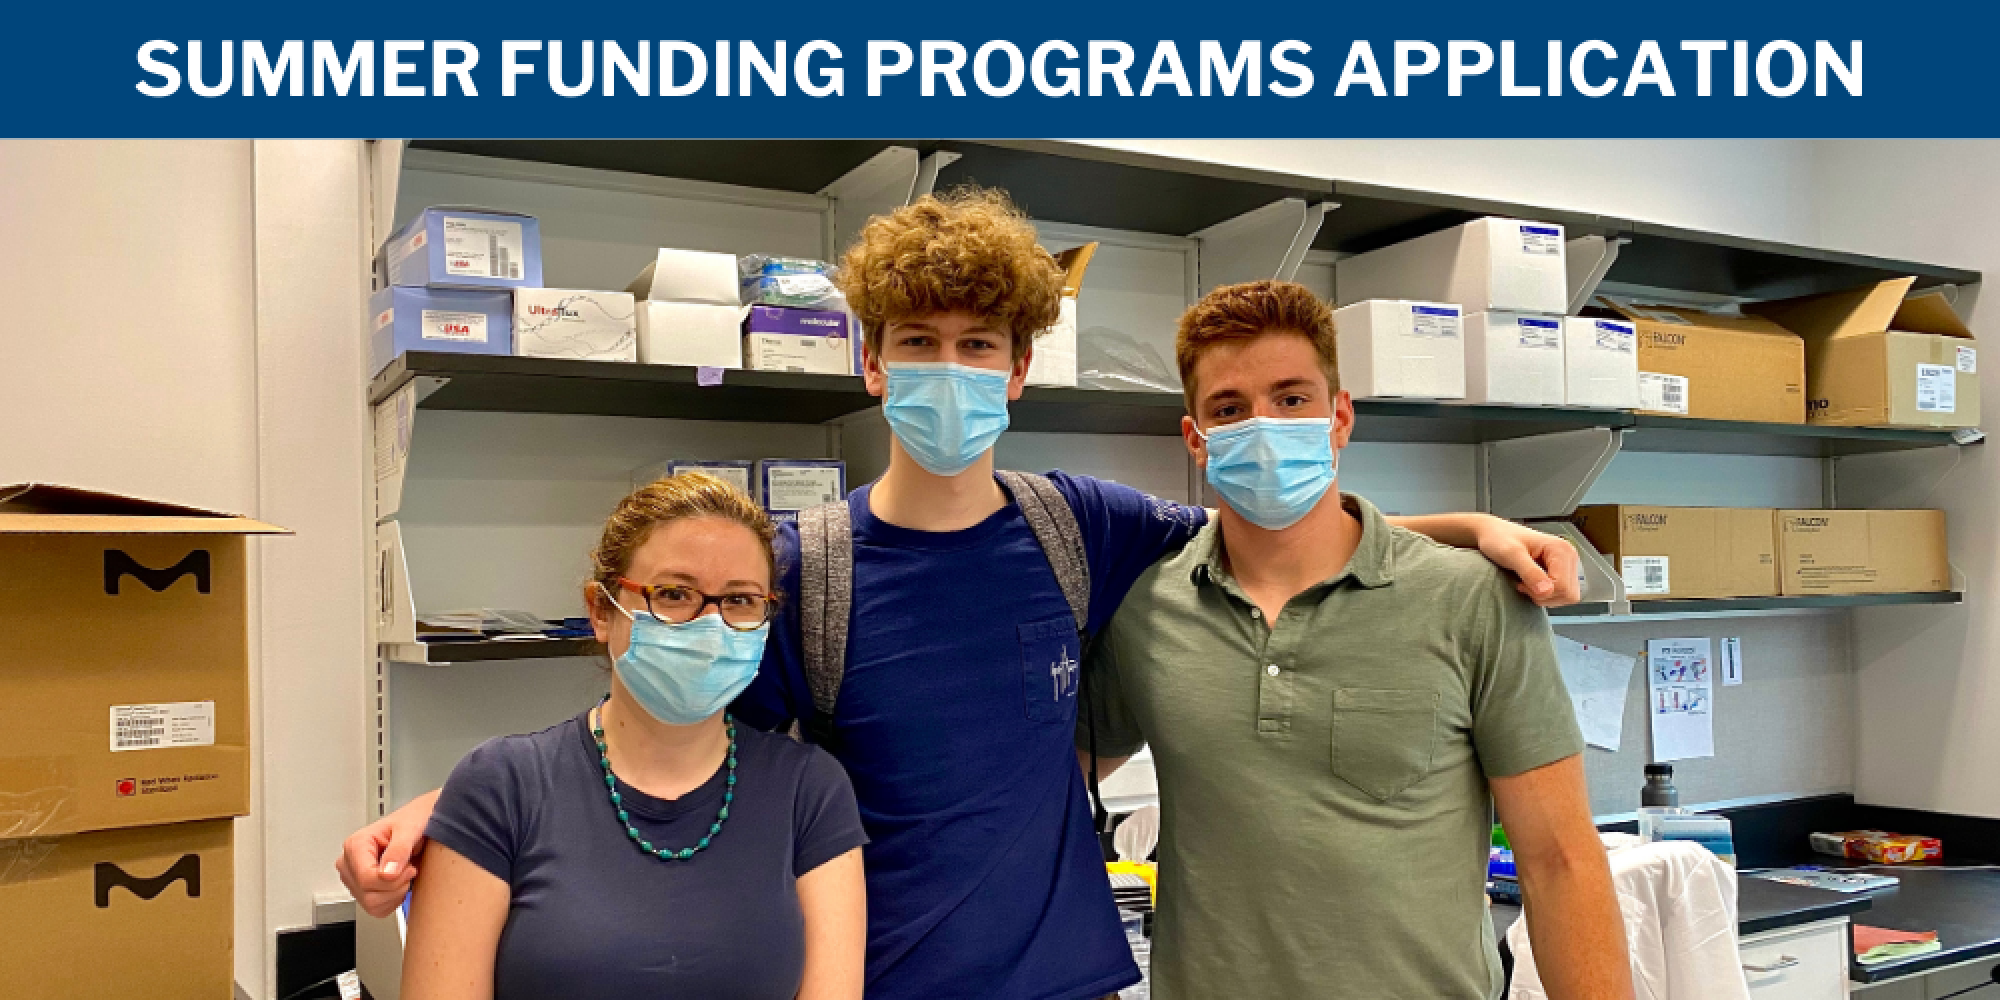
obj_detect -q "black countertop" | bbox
[1843,868,2000,983]
[1490,873,1867,941]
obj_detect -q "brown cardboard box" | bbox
[0,819,233,999]
[1777,509,1951,595]
[1573,505,1778,600]
[1745,278,1980,429]
[0,485,283,838]
[1596,299,1807,423]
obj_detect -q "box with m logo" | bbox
[0,484,284,837]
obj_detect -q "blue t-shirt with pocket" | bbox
[734,471,1205,1000]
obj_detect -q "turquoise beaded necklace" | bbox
[590,697,736,862]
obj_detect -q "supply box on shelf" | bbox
[0,484,285,837]
[632,459,757,500]
[384,207,543,289]
[1746,277,1980,430]
[1810,830,1943,864]
[637,301,747,369]
[1562,317,1640,410]
[758,460,846,524]
[0,818,235,998]
[372,286,514,377]
[1776,509,1950,595]
[1595,299,1806,424]
[738,255,842,310]
[743,306,854,375]
[1335,217,1569,315]
[1332,300,1465,400]
[1464,312,1566,405]
[1571,505,1778,600]
[512,289,638,363]
[1026,243,1099,388]
[629,248,742,306]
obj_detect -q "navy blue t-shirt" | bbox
[734,472,1205,1000]
[426,712,867,1000]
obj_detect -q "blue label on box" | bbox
[1412,305,1460,317]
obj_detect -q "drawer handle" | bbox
[1742,955,1800,974]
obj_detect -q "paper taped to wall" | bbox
[1553,636,1636,752]
[1647,637,1715,762]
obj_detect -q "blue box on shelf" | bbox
[384,206,543,289]
[371,285,515,376]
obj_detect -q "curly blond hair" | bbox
[837,187,1064,362]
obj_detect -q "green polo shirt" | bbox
[1079,493,1583,1000]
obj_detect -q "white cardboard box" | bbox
[745,333,854,375]
[513,288,638,362]
[627,249,741,306]
[1336,217,1569,315]
[636,301,746,368]
[1332,299,1466,400]
[1465,312,1567,405]
[1026,298,1079,387]
[1563,316,1640,409]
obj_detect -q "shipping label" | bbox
[442,216,525,280]
[1519,224,1562,257]
[1638,372,1689,414]
[1410,305,1461,339]
[765,467,844,511]
[1958,346,1978,374]
[111,702,216,752]
[1517,317,1562,349]
[1622,556,1671,596]
[421,309,488,343]
[1593,320,1636,353]
[1917,363,1956,412]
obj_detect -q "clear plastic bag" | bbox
[737,254,842,310]
[1078,327,1182,393]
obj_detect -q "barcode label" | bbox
[1638,372,1690,414]
[1517,318,1562,349]
[441,216,525,281]
[1593,320,1636,353]
[1957,346,1977,374]
[1409,305,1460,339]
[110,702,216,752]
[1519,224,1563,257]
[1916,363,1956,413]
[1622,556,1671,596]
[421,309,488,344]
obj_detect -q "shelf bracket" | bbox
[818,145,922,261]
[1193,198,1332,293]
[1534,520,1632,615]
[1482,426,1623,520]
[911,150,962,201]
[1565,235,1631,314]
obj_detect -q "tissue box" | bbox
[636,301,746,369]
[1332,300,1465,400]
[1026,298,1079,387]
[513,289,637,362]
[743,306,853,375]
[1563,317,1640,409]
[758,460,846,523]
[385,207,542,289]
[629,249,741,306]
[1336,218,1568,315]
[1464,312,1566,405]
[371,285,514,376]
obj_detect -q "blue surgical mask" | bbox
[1198,416,1339,531]
[602,586,769,726]
[883,362,1011,476]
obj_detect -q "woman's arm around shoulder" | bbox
[402,840,510,1000]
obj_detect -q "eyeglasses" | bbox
[605,578,776,632]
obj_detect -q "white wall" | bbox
[1812,140,2000,819]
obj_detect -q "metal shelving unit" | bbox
[383,637,603,665]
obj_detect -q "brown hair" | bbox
[588,472,779,604]
[837,186,1064,362]
[1176,280,1341,409]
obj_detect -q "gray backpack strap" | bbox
[796,501,853,723]
[996,470,1091,633]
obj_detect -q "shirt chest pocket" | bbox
[1330,688,1441,802]
[1019,617,1082,724]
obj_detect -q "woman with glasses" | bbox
[401,473,868,1000]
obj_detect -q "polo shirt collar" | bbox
[1190,492,1398,591]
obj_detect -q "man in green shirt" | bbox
[1082,281,1631,999]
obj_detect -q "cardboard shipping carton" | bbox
[1336,217,1569,315]
[1563,316,1640,409]
[1332,300,1466,400]
[1596,299,1806,423]
[1026,243,1099,388]
[1777,509,1950,595]
[1745,278,1979,429]
[0,819,233,1000]
[1464,312,1566,405]
[1572,505,1778,600]
[0,485,283,838]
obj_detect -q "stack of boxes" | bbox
[630,457,847,524]
[629,249,750,370]
[0,484,283,997]
[738,255,855,376]
[1572,505,1951,600]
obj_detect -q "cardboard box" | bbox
[1464,312,1566,405]
[512,288,638,363]
[1332,300,1465,400]
[371,285,514,376]
[1745,278,1980,429]
[641,460,757,499]
[1026,297,1079,387]
[0,819,234,999]
[1598,299,1806,423]
[636,301,746,369]
[742,305,853,375]
[1563,316,1640,409]
[1572,505,1778,600]
[0,485,283,838]
[1777,509,1950,595]
[758,460,845,524]
[385,207,543,289]
[628,248,741,306]
[1336,217,1569,315]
